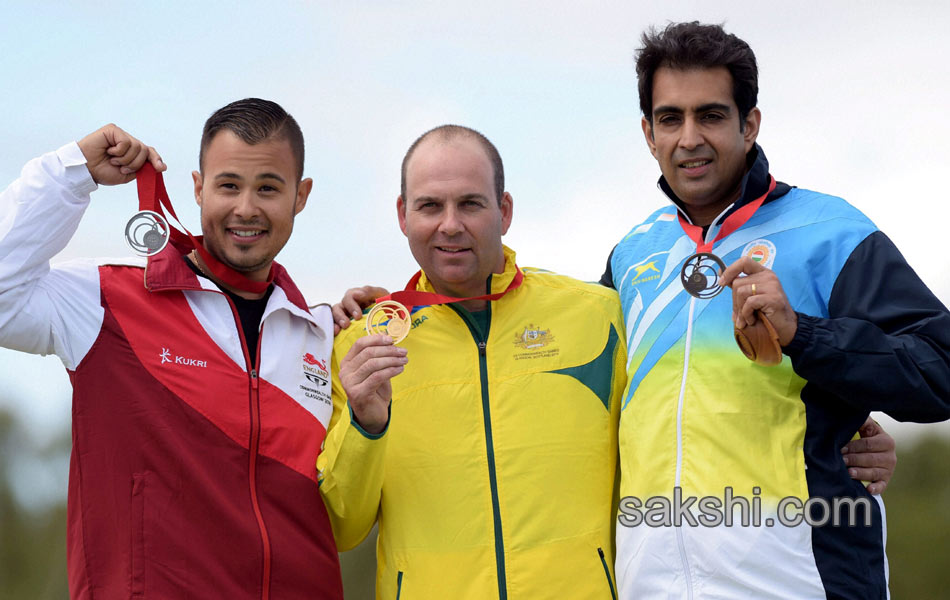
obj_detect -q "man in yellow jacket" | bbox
[318,125,627,599]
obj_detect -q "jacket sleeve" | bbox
[598,246,617,289]
[317,335,390,551]
[785,231,950,422]
[0,144,105,370]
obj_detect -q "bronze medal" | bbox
[680,252,726,299]
[675,176,777,301]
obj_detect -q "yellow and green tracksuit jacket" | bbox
[318,246,626,599]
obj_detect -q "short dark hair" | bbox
[636,22,758,124]
[199,98,305,180]
[400,125,505,204]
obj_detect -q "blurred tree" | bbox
[0,409,69,599]
[883,435,950,597]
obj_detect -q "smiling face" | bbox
[643,66,760,225]
[397,135,513,299]
[192,130,311,281]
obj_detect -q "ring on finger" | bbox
[751,283,757,296]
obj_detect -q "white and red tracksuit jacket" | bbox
[0,143,343,599]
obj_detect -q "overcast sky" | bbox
[2,1,948,463]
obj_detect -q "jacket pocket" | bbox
[597,547,617,600]
[131,473,146,598]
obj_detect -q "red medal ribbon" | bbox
[377,267,524,311]
[136,163,273,294]
[677,176,776,253]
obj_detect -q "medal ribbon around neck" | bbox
[364,268,524,343]
[134,163,273,294]
[677,175,776,299]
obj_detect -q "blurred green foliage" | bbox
[1,406,947,598]
[879,435,950,597]
[0,410,70,599]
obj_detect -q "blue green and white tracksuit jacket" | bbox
[602,146,950,599]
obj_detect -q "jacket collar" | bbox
[143,240,325,333]
[414,245,521,296]
[658,143,792,227]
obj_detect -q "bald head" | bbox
[401,125,505,205]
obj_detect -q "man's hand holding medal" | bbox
[339,332,408,436]
[721,256,799,366]
[78,124,165,186]
[333,286,406,435]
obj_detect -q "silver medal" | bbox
[125,210,170,256]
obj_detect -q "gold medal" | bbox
[365,300,412,343]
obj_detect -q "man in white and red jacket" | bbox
[0,99,342,599]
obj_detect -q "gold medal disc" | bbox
[365,300,412,343]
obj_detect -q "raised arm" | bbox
[0,125,164,369]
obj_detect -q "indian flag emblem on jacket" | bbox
[742,239,777,269]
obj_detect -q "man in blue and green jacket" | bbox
[602,22,950,599]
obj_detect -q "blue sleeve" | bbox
[785,231,950,422]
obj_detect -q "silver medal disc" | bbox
[125,210,170,256]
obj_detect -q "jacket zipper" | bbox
[674,297,696,599]
[673,219,722,600]
[598,547,617,600]
[224,294,272,600]
[451,303,507,599]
